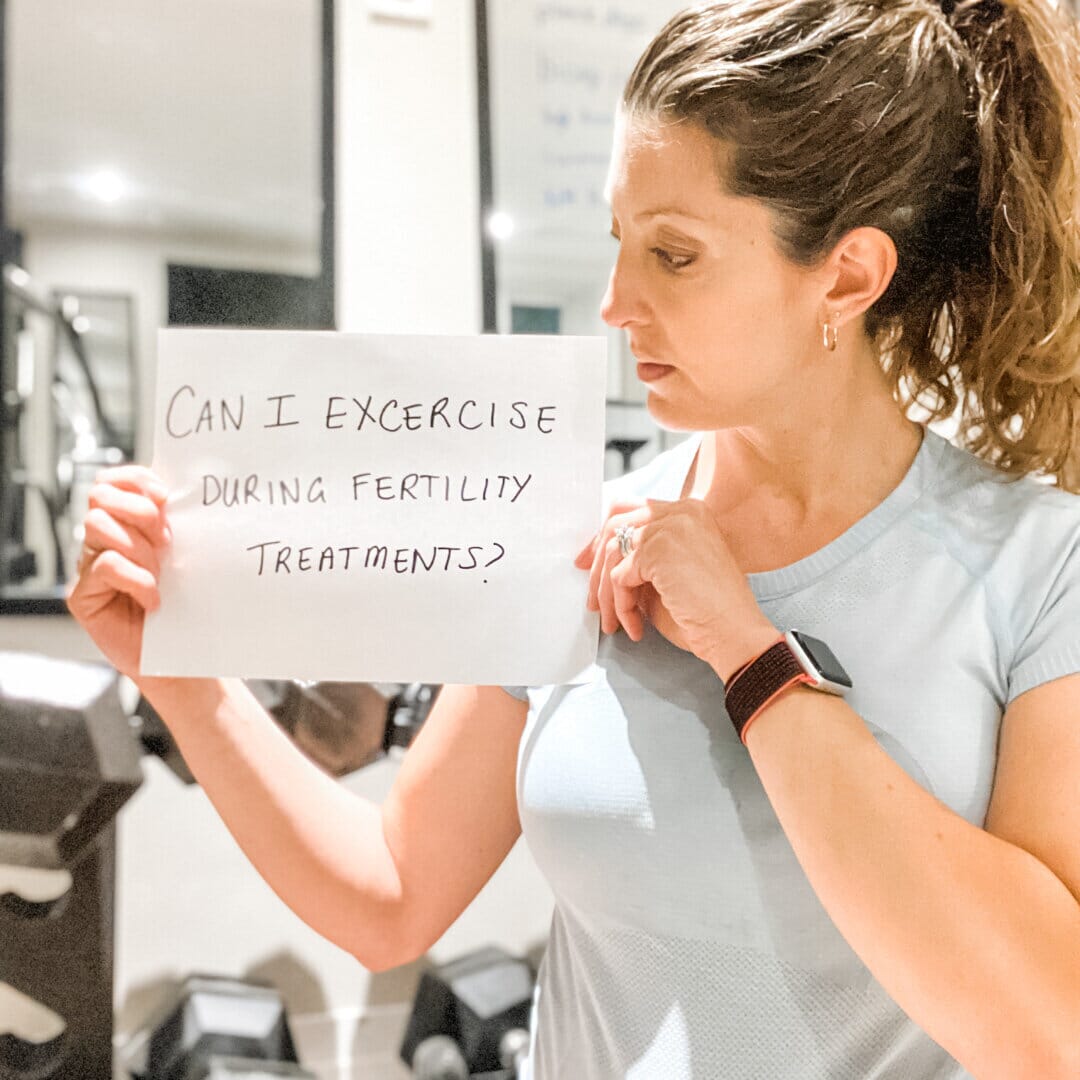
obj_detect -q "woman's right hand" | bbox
[66,465,172,679]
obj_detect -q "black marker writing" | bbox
[244,539,507,577]
[350,472,532,503]
[203,474,327,507]
[264,394,300,428]
[323,396,556,434]
[165,385,245,438]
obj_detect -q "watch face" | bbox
[790,631,853,689]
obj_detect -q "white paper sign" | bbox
[141,330,606,684]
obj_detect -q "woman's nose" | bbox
[600,256,643,329]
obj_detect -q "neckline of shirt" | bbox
[659,425,948,600]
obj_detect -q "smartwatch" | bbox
[724,629,852,744]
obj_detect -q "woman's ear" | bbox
[821,226,898,325]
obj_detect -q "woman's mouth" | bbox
[636,362,675,382]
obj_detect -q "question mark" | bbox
[482,542,506,581]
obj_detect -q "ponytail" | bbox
[937,0,1080,489]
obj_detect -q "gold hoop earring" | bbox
[822,317,839,352]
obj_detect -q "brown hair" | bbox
[624,0,1080,490]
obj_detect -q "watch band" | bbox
[724,638,813,745]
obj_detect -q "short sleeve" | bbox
[500,685,530,702]
[1006,525,1080,704]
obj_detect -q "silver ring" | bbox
[615,524,635,557]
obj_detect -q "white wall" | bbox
[336,4,482,336]
[0,3,554,1072]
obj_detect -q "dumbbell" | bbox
[0,652,144,1080]
[136,680,441,783]
[400,945,534,1077]
[412,1027,529,1079]
[122,974,314,1080]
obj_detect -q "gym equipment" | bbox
[123,974,313,1080]
[411,1035,467,1079]
[0,654,445,1079]
[605,436,649,474]
[137,679,440,784]
[272,680,397,776]
[185,1061,315,1079]
[0,652,143,1080]
[411,1028,529,1080]
[1,263,128,592]
[400,946,534,1077]
[0,653,142,870]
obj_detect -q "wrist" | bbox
[722,628,855,745]
[134,674,233,721]
[708,620,783,685]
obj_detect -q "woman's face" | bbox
[602,115,828,432]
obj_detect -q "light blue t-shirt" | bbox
[502,426,1080,1079]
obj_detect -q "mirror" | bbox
[476,0,688,479]
[0,0,334,612]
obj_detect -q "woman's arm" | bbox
[138,675,407,969]
[69,466,529,975]
[736,675,1080,1080]
[139,676,529,974]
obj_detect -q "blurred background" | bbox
[0,1,693,1077]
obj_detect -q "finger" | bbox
[611,547,646,590]
[586,507,653,606]
[574,532,598,569]
[611,570,644,641]
[88,484,171,546]
[607,497,650,516]
[586,530,610,612]
[94,465,169,505]
[598,536,622,634]
[577,500,653,566]
[608,553,645,640]
[82,507,161,579]
[89,549,161,612]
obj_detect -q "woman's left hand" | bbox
[573,497,779,682]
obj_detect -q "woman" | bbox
[69,0,1080,1077]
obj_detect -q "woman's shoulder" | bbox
[929,429,1080,524]
[921,428,1080,579]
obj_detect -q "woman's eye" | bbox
[652,247,694,270]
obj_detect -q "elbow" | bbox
[348,937,404,974]
[353,948,398,975]
[348,908,423,974]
